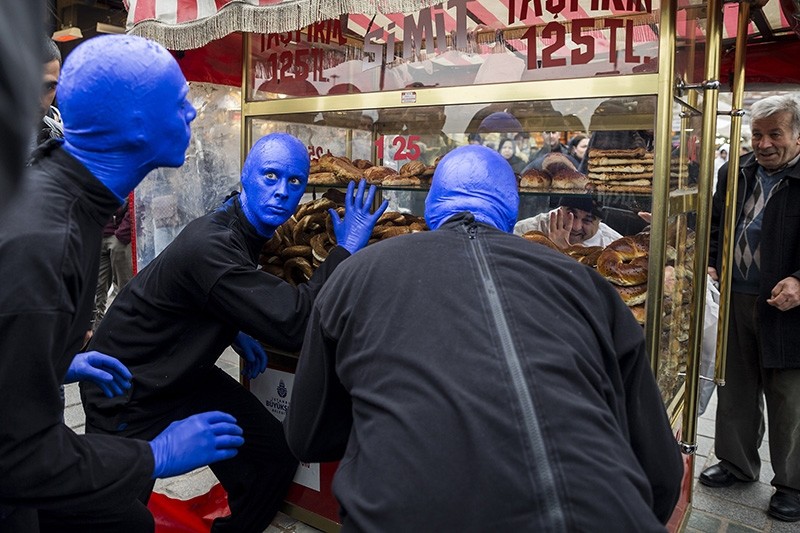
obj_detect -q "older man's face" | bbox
[560,206,600,243]
[752,111,800,171]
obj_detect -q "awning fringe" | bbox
[128,0,444,50]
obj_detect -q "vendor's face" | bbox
[241,136,310,234]
[147,67,196,168]
[560,206,600,243]
[752,111,800,171]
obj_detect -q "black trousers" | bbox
[715,292,800,492]
[86,366,299,533]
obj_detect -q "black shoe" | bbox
[768,490,800,522]
[699,463,746,488]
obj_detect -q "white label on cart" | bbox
[250,368,321,491]
[401,91,417,104]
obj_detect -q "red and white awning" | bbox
[127,0,797,52]
[125,0,445,49]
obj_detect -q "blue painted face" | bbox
[145,69,196,168]
[58,35,196,200]
[425,145,519,232]
[239,133,310,238]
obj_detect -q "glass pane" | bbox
[657,212,696,410]
[248,95,659,323]
[134,83,241,269]
[247,1,662,101]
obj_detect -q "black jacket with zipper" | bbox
[710,154,800,368]
[285,213,682,532]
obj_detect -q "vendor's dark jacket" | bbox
[82,195,350,431]
[0,142,154,514]
[284,213,682,532]
[710,154,800,368]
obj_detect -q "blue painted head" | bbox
[239,133,310,238]
[58,35,196,201]
[425,145,519,232]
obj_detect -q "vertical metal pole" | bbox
[241,33,251,171]
[715,1,751,385]
[646,0,677,373]
[682,0,724,453]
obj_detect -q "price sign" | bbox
[375,135,422,161]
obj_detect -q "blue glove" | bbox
[149,411,244,479]
[328,180,389,254]
[64,351,132,398]
[232,332,268,379]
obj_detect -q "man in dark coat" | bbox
[700,94,800,522]
[82,133,387,533]
[0,35,245,532]
[284,144,683,531]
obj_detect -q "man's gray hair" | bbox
[750,94,800,136]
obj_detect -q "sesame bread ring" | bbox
[377,226,411,240]
[629,304,646,324]
[280,245,312,259]
[283,257,313,285]
[310,233,332,262]
[325,208,344,245]
[292,212,325,246]
[564,245,604,267]
[614,283,648,306]
[521,230,561,251]
[597,235,649,286]
[377,211,406,225]
[296,198,336,220]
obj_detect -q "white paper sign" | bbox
[250,368,321,491]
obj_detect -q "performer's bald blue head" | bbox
[239,133,310,238]
[59,35,196,201]
[425,145,519,232]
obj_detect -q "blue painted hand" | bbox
[149,411,244,479]
[329,180,389,254]
[64,351,132,398]
[232,332,269,379]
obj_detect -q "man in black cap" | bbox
[514,196,621,248]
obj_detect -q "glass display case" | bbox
[240,1,721,530]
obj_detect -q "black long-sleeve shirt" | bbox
[285,213,682,532]
[0,143,154,514]
[83,195,350,431]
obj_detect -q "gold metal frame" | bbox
[715,1,751,386]
[242,74,660,116]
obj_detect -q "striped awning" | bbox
[125,0,445,49]
[126,0,797,51]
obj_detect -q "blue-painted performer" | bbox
[0,35,245,532]
[82,132,387,532]
[284,144,682,531]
